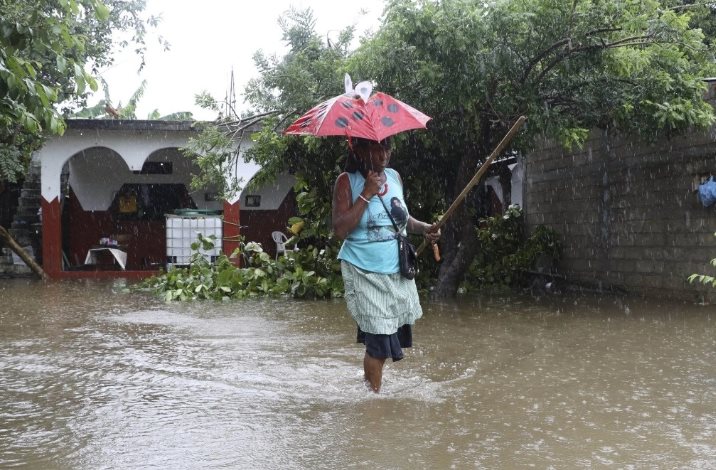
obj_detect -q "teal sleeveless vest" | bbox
[337,168,409,274]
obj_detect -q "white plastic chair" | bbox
[272,231,289,259]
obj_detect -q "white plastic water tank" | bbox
[165,212,222,269]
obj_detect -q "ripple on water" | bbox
[2,290,716,468]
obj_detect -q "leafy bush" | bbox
[138,234,344,301]
[688,232,716,288]
[462,205,561,290]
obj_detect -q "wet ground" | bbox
[1,278,715,469]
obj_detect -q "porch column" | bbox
[223,200,241,266]
[41,197,62,277]
[39,147,65,279]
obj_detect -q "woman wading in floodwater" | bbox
[332,137,440,393]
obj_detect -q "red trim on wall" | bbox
[223,200,241,265]
[42,190,298,279]
[41,197,62,278]
[63,189,166,270]
[41,195,163,280]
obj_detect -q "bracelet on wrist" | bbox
[358,194,370,203]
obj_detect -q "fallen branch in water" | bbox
[0,225,49,281]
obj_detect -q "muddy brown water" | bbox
[1,278,715,469]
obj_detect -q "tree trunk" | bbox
[429,116,524,297]
[432,213,482,298]
[0,225,49,281]
[431,119,493,298]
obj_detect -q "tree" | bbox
[245,8,361,244]
[222,1,715,297]
[675,1,716,44]
[350,0,716,296]
[186,8,357,239]
[0,0,160,182]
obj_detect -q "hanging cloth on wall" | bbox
[698,176,716,207]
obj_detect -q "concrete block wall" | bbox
[0,248,32,277]
[524,126,716,301]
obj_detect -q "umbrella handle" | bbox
[432,242,441,262]
[416,115,527,257]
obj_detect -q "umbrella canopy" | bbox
[284,91,431,142]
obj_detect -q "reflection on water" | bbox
[1,279,715,469]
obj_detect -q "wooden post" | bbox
[0,225,49,281]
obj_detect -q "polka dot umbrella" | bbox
[284,77,431,141]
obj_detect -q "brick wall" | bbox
[524,126,716,301]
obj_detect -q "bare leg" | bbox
[363,352,386,393]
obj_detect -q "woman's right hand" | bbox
[363,170,382,198]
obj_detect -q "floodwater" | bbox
[1,279,715,469]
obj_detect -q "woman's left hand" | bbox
[424,223,441,243]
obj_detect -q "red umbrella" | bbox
[284,90,431,141]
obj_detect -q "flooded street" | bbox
[1,279,715,469]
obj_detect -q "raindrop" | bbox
[381,117,395,127]
[388,103,399,113]
[335,117,350,128]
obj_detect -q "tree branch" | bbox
[521,27,626,85]
[533,35,656,85]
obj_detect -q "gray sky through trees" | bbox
[91,0,385,119]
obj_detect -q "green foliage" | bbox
[349,0,716,294]
[673,0,716,46]
[354,0,716,157]
[245,7,355,115]
[181,123,246,200]
[72,78,194,120]
[115,79,147,119]
[688,231,716,288]
[0,141,29,184]
[186,1,716,296]
[0,0,157,181]
[194,91,220,112]
[688,269,716,288]
[462,205,561,290]
[138,234,344,301]
[184,7,355,202]
[182,6,354,237]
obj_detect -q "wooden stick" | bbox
[0,225,49,281]
[416,115,527,256]
[431,242,441,262]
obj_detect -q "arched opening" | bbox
[61,146,219,271]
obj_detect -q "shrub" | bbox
[462,205,561,290]
[688,232,716,288]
